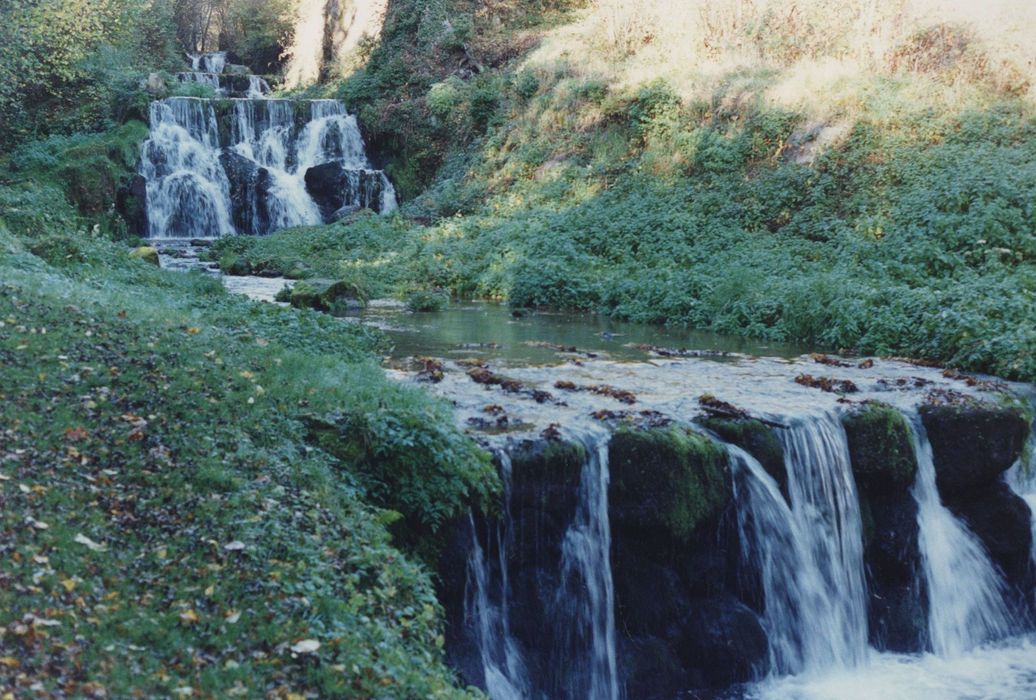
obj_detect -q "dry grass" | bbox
[525,0,1036,124]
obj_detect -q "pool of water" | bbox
[363,300,813,366]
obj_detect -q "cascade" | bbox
[464,430,618,700]
[465,452,532,700]
[907,413,1011,656]
[731,413,868,676]
[552,431,619,700]
[141,52,396,239]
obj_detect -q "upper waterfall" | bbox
[141,52,397,239]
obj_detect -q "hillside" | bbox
[217,0,1036,380]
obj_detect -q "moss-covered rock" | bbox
[842,403,917,496]
[289,278,367,314]
[129,246,160,266]
[219,253,252,276]
[921,402,1030,499]
[699,417,785,495]
[609,426,730,542]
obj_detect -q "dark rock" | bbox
[219,150,272,235]
[288,278,366,314]
[921,404,1029,499]
[947,480,1034,588]
[859,491,926,652]
[304,162,390,218]
[218,253,251,276]
[700,417,786,499]
[679,596,768,688]
[843,403,918,496]
[116,173,149,237]
[609,426,730,544]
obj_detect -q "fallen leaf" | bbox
[26,517,49,530]
[0,657,19,668]
[61,578,76,592]
[179,609,199,625]
[186,327,201,335]
[225,610,241,624]
[290,639,320,654]
[223,540,245,551]
[74,533,107,551]
[64,426,88,442]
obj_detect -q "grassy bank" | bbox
[0,145,494,694]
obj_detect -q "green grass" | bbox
[0,218,493,696]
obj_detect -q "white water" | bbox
[747,636,1036,700]
[732,413,867,676]
[142,98,235,239]
[553,430,619,700]
[143,53,396,238]
[907,414,1011,656]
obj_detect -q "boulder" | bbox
[129,246,160,266]
[843,403,918,496]
[921,404,1029,499]
[609,426,730,545]
[219,151,272,235]
[288,278,366,314]
[304,162,389,218]
[145,72,167,95]
[948,480,1034,587]
[700,417,786,499]
[679,596,768,688]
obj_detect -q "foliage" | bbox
[0,0,180,147]
[407,290,450,312]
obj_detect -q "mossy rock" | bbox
[283,261,312,280]
[219,253,252,276]
[921,402,1030,500]
[507,438,587,515]
[289,278,367,314]
[129,246,160,266]
[699,417,785,494]
[609,427,730,543]
[842,403,917,496]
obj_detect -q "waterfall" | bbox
[141,52,396,239]
[142,98,235,239]
[907,414,1011,656]
[466,432,618,700]
[731,413,867,676]
[465,452,532,700]
[553,431,619,700]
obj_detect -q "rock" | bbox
[288,278,366,314]
[145,72,166,95]
[700,417,786,499]
[859,492,925,652]
[679,596,768,687]
[218,254,252,276]
[609,426,730,544]
[129,246,160,266]
[283,261,311,280]
[843,404,918,496]
[921,404,1029,499]
[116,174,149,237]
[948,480,1034,588]
[304,162,389,218]
[219,151,272,235]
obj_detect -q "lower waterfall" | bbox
[907,414,1011,656]
[732,413,867,676]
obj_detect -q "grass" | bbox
[0,210,493,695]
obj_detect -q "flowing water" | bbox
[142,53,396,240]
[466,452,532,700]
[732,414,867,677]
[907,414,1012,656]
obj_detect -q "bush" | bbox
[406,289,449,312]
